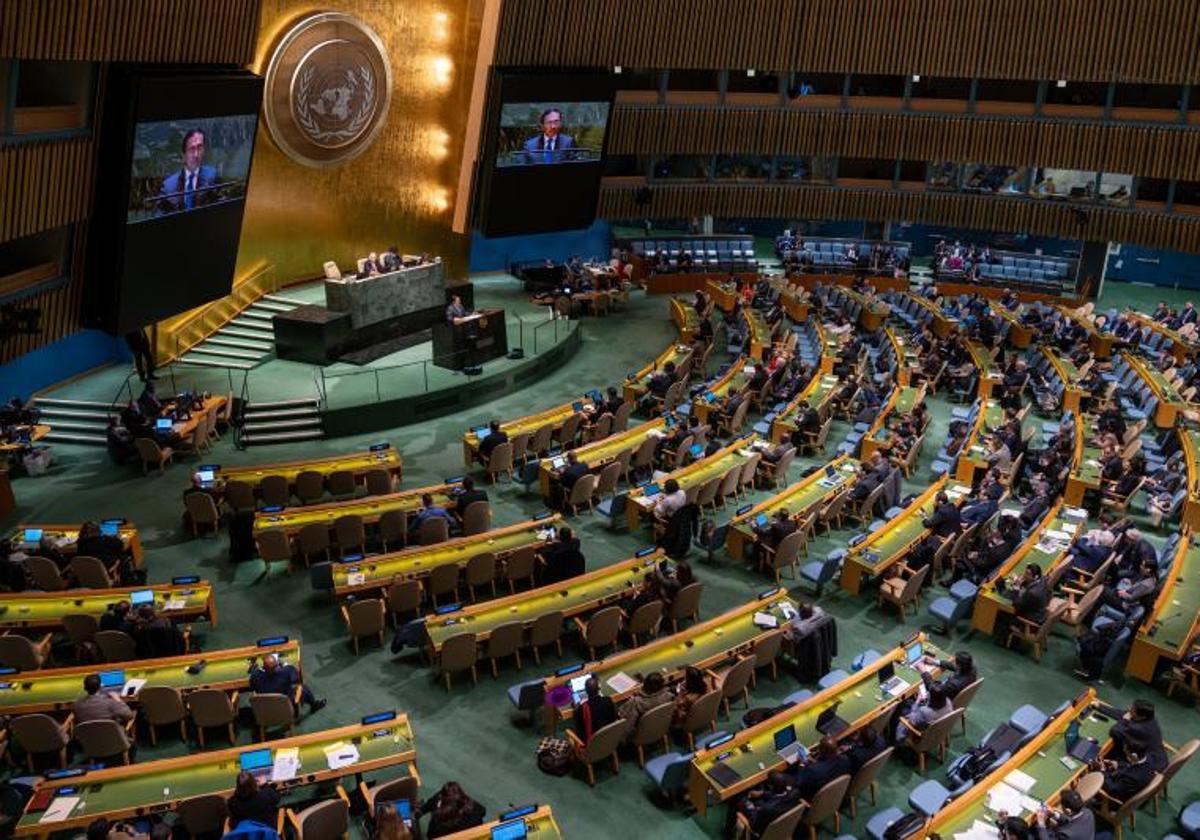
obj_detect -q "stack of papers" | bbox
[752,612,779,629]
[606,672,638,694]
[272,747,300,782]
[1004,768,1037,793]
[323,741,360,770]
[38,797,80,825]
[346,572,366,587]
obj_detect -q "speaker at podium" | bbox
[432,308,508,370]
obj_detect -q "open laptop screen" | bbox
[238,748,273,772]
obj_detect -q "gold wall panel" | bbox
[607,106,1200,183]
[0,137,94,243]
[597,182,1200,254]
[495,0,1200,84]
[236,0,487,286]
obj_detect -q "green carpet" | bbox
[7,276,1198,839]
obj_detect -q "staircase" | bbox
[177,294,306,370]
[32,397,118,446]
[240,398,323,446]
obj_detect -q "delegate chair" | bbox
[139,685,188,745]
[566,718,632,786]
[436,631,479,692]
[343,598,386,654]
[250,693,297,740]
[0,634,51,670]
[286,790,351,840]
[631,702,675,767]
[10,713,71,771]
[70,555,113,589]
[187,688,238,747]
[176,795,229,839]
[75,718,136,765]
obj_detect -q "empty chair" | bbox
[94,629,138,663]
[286,795,350,840]
[176,795,229,839]
[876,564,930,619]
[681,689,722,750]
[844,746,894,818]
[184,492,220,538]
[437,631,478,691]
[70,555,113,589]
[630,702,675,767]
[417,516,450,546]
[667,581,703,632]
[800,774,851,839]
[62,613,98,658]
[745,801,808,840]
[363,468,393,496]
[296,523,331,566]
[250,692,297,740]
[23,555,66,590]
[257,528,293,574]
[0,634,50,670]
[714,654,756,717]
[461,501,491,536]
[625,599,663,646]
[464,551,497,601]
[333,514,365,556]
[135,437,174,474]
[566,717,632,786]
[484,621,524,678]
[428,562,461,607]
[750,629,785,683]
[295,470,326,504]
[577,605,622,660]
[385,578,422,625]
[342,598,385,655]
[503,545,536,593]
[10,713,69,771]
[327,470,358,501]
[224,480,256,514]
[75,719,134,764]
[138,685,187,745]
[529,611,564,664]
[951,678,984,734]
[378,509,407,551]
[259,475,291,507]
[187,688,238,747]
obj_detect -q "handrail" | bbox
[154,261,279,365]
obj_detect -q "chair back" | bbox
[0,635,43,670]
[428,563,461,598]
[683,689,722,734]
[668,581,704,623]
[559,413,583,445]
[913,708,964,754]
[757,800,807,840]
[591,414,613,441]
[583,718,632,763]
[418,516,450,545]
[386,579,422,616]
[695,476,721,508]
[770,448,796,484]
[134,437,163,464]
[295,470,326,504]
[584,606,623,649]
[898,564,931,605]
[528,424,554,456]
[333,515,365,554]
[508,432,531,464]
[738,452,761,487]
[295,798,349,840]
[250,693,296,730]
[297,523,331,557]
[379,509,407,548]
[847,745,894,800]
[11,713,66,752]
[257,529,293,565]
[1164,738,1200,784]
[718,467,741,498]
[366,776,418,814]
[612,401,633,432]
[951,678,984,716]
[802,774,851,829]
[530,611,563,647]
[176,794,229,837]
[348,599,386,636]
[187,687,235,727]
[504,545,536,587]
[23,555,65,590]
[62,613,99,646]
[139,686,186,725]
[751,630,785,672]
[363,468,393,496]
[225,480,257,512]
[567,473,598,508]
[1036,599,1069,643]
[461,501,491,535]
[327,470,357,499]
[487,442,514,476]
[626,600,663,638]
[94,630,137,662]
[1116,774,1163,824]
[486,621,523,658]
[596,461,623,497]
[632,702,675,747]
[74,719,129,760]
[719,655,756,701]
[440,632,478,674]
[771,529,805,571]
[632,436,659,469]
[259,475,291,507]
[185,493,219,528]
[465,551,496,587]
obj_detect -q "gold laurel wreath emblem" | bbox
[293,64,376,145]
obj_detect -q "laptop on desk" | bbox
[238,747,273,783]
[877,661,910,696]
[773,724,808,765]
[815,702,850,737]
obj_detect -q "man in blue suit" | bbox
[520,108,575,164]
[158,128,218,213]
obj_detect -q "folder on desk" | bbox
[707,762,741,787]
[38,796,80,825]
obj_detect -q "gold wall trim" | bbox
[608,106,1200,183]
[496,0,1200,84]
[154,262,281,364]
[597,181,1200,254]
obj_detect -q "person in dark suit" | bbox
[736,772,802,837]
[754,508,797,551]
[521,108,576,164]
[572,677,616,743]
[477,421,508,462]
[75,521,125,567]
[921,651,976,700]
[1010,563,1051,624]
[789,737,852,802]
[1108,699,1167,771]
[541,526,585,584]
[843,725,888,774]
[1099,747,1156,802]
[158,128,219,213]
[446,294,472,325]
[451,476,489,516]
[1033,789,1095,840]
[227,772,280,829]
[925,492,962,539]
[552,451,591,510]
[124,328,156,382]
[850,453,889,501]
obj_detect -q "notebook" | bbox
[707,762,742,787]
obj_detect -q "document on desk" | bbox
[272,747,300,782]
[38,796,80,825]
[162,598,187,611]
[606,672,638,694]
[323,741,360,770]
[1004,768,1037,793]
[122,678,147,696]
[986,782,1025,815]
[954,820,998,840]
[752,612,779,629]
[347,572,366,587]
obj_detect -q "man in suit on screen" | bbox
[158,128,218,214]
[520,108,576,164]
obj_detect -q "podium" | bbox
[431,308,508,370]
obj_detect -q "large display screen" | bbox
[86,68,263,333]
[127,116,257,223]
[475,73,614,237]
[494,102,609,168]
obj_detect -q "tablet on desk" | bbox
[130,589,155,606]
[22,528,42,545]
[155,418,173,431]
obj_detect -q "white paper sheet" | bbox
[272,747,300,782]
[606,672,638,694]
[122,678,146,696]
[986,782,1024,815]
[1004,768,1037,793]
[323,742,360,770]
[753,611,779,628]
[38,797,79,825]
[953,819,999,840]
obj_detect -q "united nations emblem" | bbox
[263,12,392,167]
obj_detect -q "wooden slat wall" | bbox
[0,222,87,365]
[598,182,1200,253]
[0,137,94,243]
[608,107,1200,182]
[496,0,1200,84]
[0,0,261,63]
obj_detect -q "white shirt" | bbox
[654,489,688,517]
